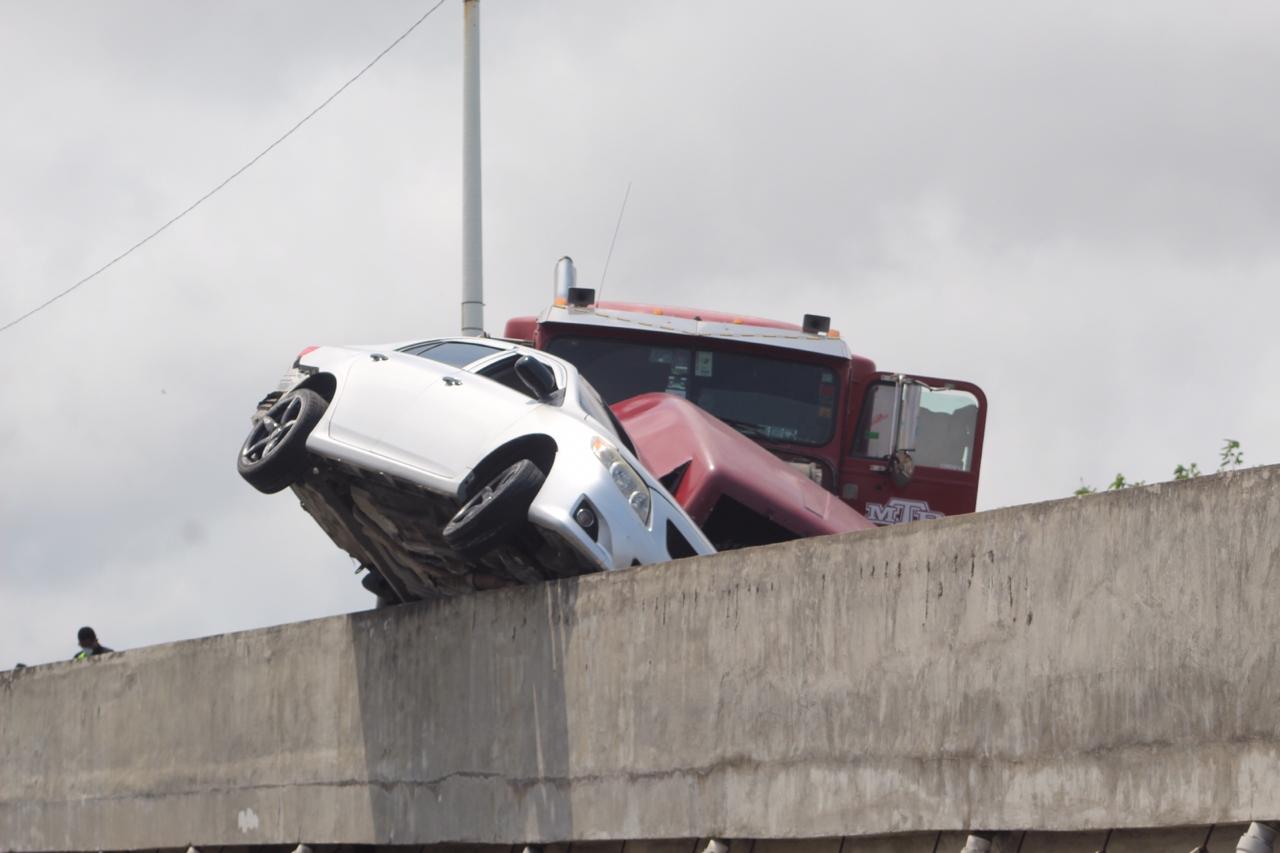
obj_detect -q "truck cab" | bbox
[504,261,986,526]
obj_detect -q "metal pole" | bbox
[461,0,484,336]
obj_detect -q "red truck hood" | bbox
[612,392,874,539]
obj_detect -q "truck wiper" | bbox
[719,417,769,438]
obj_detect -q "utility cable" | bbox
[0,0,448,335]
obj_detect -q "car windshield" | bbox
[545,335,839,446]
[578,376,638,455]
[399,340,502,367]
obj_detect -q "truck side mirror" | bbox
[889,448,915,487]
[887,378,922,486]
[515,355,558,398]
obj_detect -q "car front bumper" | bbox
[527,455,715,572]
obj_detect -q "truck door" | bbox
[840,373,986,524]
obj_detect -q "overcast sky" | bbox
[3,1,1279,666]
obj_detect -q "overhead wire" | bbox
[0,0,448,335]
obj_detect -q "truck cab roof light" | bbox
[567,287,596,307]
[802,314,831,336]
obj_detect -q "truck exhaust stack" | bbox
[554,256,577,305]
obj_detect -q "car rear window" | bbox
[402,340,501,367]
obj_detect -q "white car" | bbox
[237,337,715,603]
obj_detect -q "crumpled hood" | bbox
[612,392,874,538]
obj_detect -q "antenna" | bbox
[598,181,632,300]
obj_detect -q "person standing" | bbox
[73,626,113,660]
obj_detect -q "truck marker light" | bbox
[566,286,596,307]
[802,313,831,335]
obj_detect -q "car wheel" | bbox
[237,388,327,494]
[443,459,545,557]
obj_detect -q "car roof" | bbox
[380,336,579,376]
[380,336,519,353]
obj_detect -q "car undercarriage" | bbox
[292,458,598,604]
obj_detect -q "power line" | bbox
[0,0,448,336]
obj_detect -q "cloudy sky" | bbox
[3,1,1278,666]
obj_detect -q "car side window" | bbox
[402,340,501,368]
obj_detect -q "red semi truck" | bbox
[505,259,987,535]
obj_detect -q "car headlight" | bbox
[591,436,652,524]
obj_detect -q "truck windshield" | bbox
[545,336,839,446]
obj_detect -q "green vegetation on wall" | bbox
[1074,439,1244,496]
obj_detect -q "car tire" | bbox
[443,459,545,557]
[237,388,327,494]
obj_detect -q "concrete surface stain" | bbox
[238,807,260,833]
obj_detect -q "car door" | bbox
[840,373,987,524]
[327,340,522,477]
[388,353,552,479]
[326,348,445,460]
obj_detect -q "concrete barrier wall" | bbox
[3,467,1279,851]
[6,827,1258,853]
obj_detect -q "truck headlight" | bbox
[591,436,652,524]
